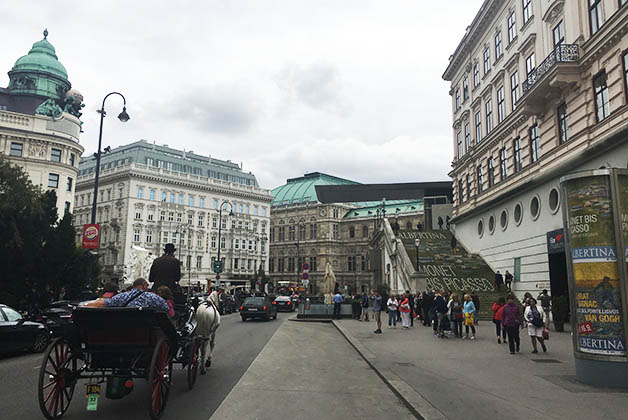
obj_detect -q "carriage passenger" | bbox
[156,286,175,318]
[86,278,169,312]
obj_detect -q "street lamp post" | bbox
[414,238,421,271]
[90,92,129,224]
[216,202,234,286]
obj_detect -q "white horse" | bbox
[195,291,221,374]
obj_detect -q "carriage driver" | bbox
[86,278,169,312]
[150,243,181,294]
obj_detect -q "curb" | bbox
[332,320,448,420]
[288,318,333,323]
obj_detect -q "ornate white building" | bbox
[73,140,272,286]
[0,30,84,216]
[443,0,628,299]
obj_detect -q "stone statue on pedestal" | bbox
[322,262,336,305]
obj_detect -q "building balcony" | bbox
[521,44,580,113]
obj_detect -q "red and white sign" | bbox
[302,272,309,280]
[82,224,100,249]
[302,262,310,272]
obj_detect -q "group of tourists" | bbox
[355,287,552,356]
[491,290,550,354]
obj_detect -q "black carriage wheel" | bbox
[186,339,200,390]
[148,337,173,420]
[38,338,75,420]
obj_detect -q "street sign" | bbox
[82,224,100,249]
[302,262,310,271]
[302,279,309,286]
[216,274,221,280]
[302,272,309,280]
[212,260,223,274]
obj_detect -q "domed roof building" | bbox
[0,29,84,218]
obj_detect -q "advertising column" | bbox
[561,170,628,387]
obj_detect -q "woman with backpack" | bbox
[524,298,547,353]
[448,294,463,338]
[491,297,506,344]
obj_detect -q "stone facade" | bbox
[269,201,423,295]
[0,110,83,215]
[443,0,628,297]
[73,142,271,286]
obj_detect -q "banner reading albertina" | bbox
[565,175,626,356]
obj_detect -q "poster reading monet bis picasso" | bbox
[566,175,626,356]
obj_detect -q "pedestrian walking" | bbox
[333,291,343,320]
[471,292,480,325]
[417,222,423,232]
[387,295,399,328]
[450,235,457,254]
[491,297,507,344]
[522,292,533,307]
[502,294,523,354]
[437,216,444,230]
[416,292,424,322]
[525,298,547,353]
[360,291,370,321]
[504,270,514,291]
[495,270,504,292]
[407,291,415,327]
[435,291,448,338]
[372,290,383,334]
[463,294,476,339]
[446,215,451,230]
[399,292,411,329]
[448,293,463,338]
[537,289,551,323]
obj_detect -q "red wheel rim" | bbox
[187,342,198,388]
[42,343,71,417]
[151,342,170,415]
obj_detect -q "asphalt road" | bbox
[0,310,292,420]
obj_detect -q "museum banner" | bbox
[565,175,626,356]
[619,174,628,267]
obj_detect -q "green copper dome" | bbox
[7,29,71,100]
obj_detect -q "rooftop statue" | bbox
[63,89,85,119]
[35,98,63,119]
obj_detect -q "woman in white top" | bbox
[387,296,399,328]
[524,297,547,353]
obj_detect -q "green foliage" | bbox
[0,158,93,308]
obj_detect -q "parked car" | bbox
[0,304,49,353]
[39,301,74,337]
[273,296,295,312]
[240,296,277,321]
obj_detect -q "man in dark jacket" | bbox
[149,243,181,294]
[495,271,504,291]
[422,291,434,326]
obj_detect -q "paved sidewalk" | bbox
[335,318,628,420]
[209,319,414,420]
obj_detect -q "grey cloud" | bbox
[276,63,348,111]
[171,88,258,135]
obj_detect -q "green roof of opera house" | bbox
[271,172,359,206]
[271,172,423,218]
[11,30,68,80]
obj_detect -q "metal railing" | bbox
[522,44,579,95]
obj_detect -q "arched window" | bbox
[349,226,355,238]
[362,226,369,238]
[406,221,412,230]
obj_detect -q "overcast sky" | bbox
[2,0,482,190]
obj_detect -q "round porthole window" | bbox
[514,203,523,226]
[530,195,540,220]
[549,188,560,214]
[488,215,495,234]
[500,209,508,230]
[478,219,484,237]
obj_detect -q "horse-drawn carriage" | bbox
[37,296,217,420]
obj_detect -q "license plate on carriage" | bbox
[86,384,100,411]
